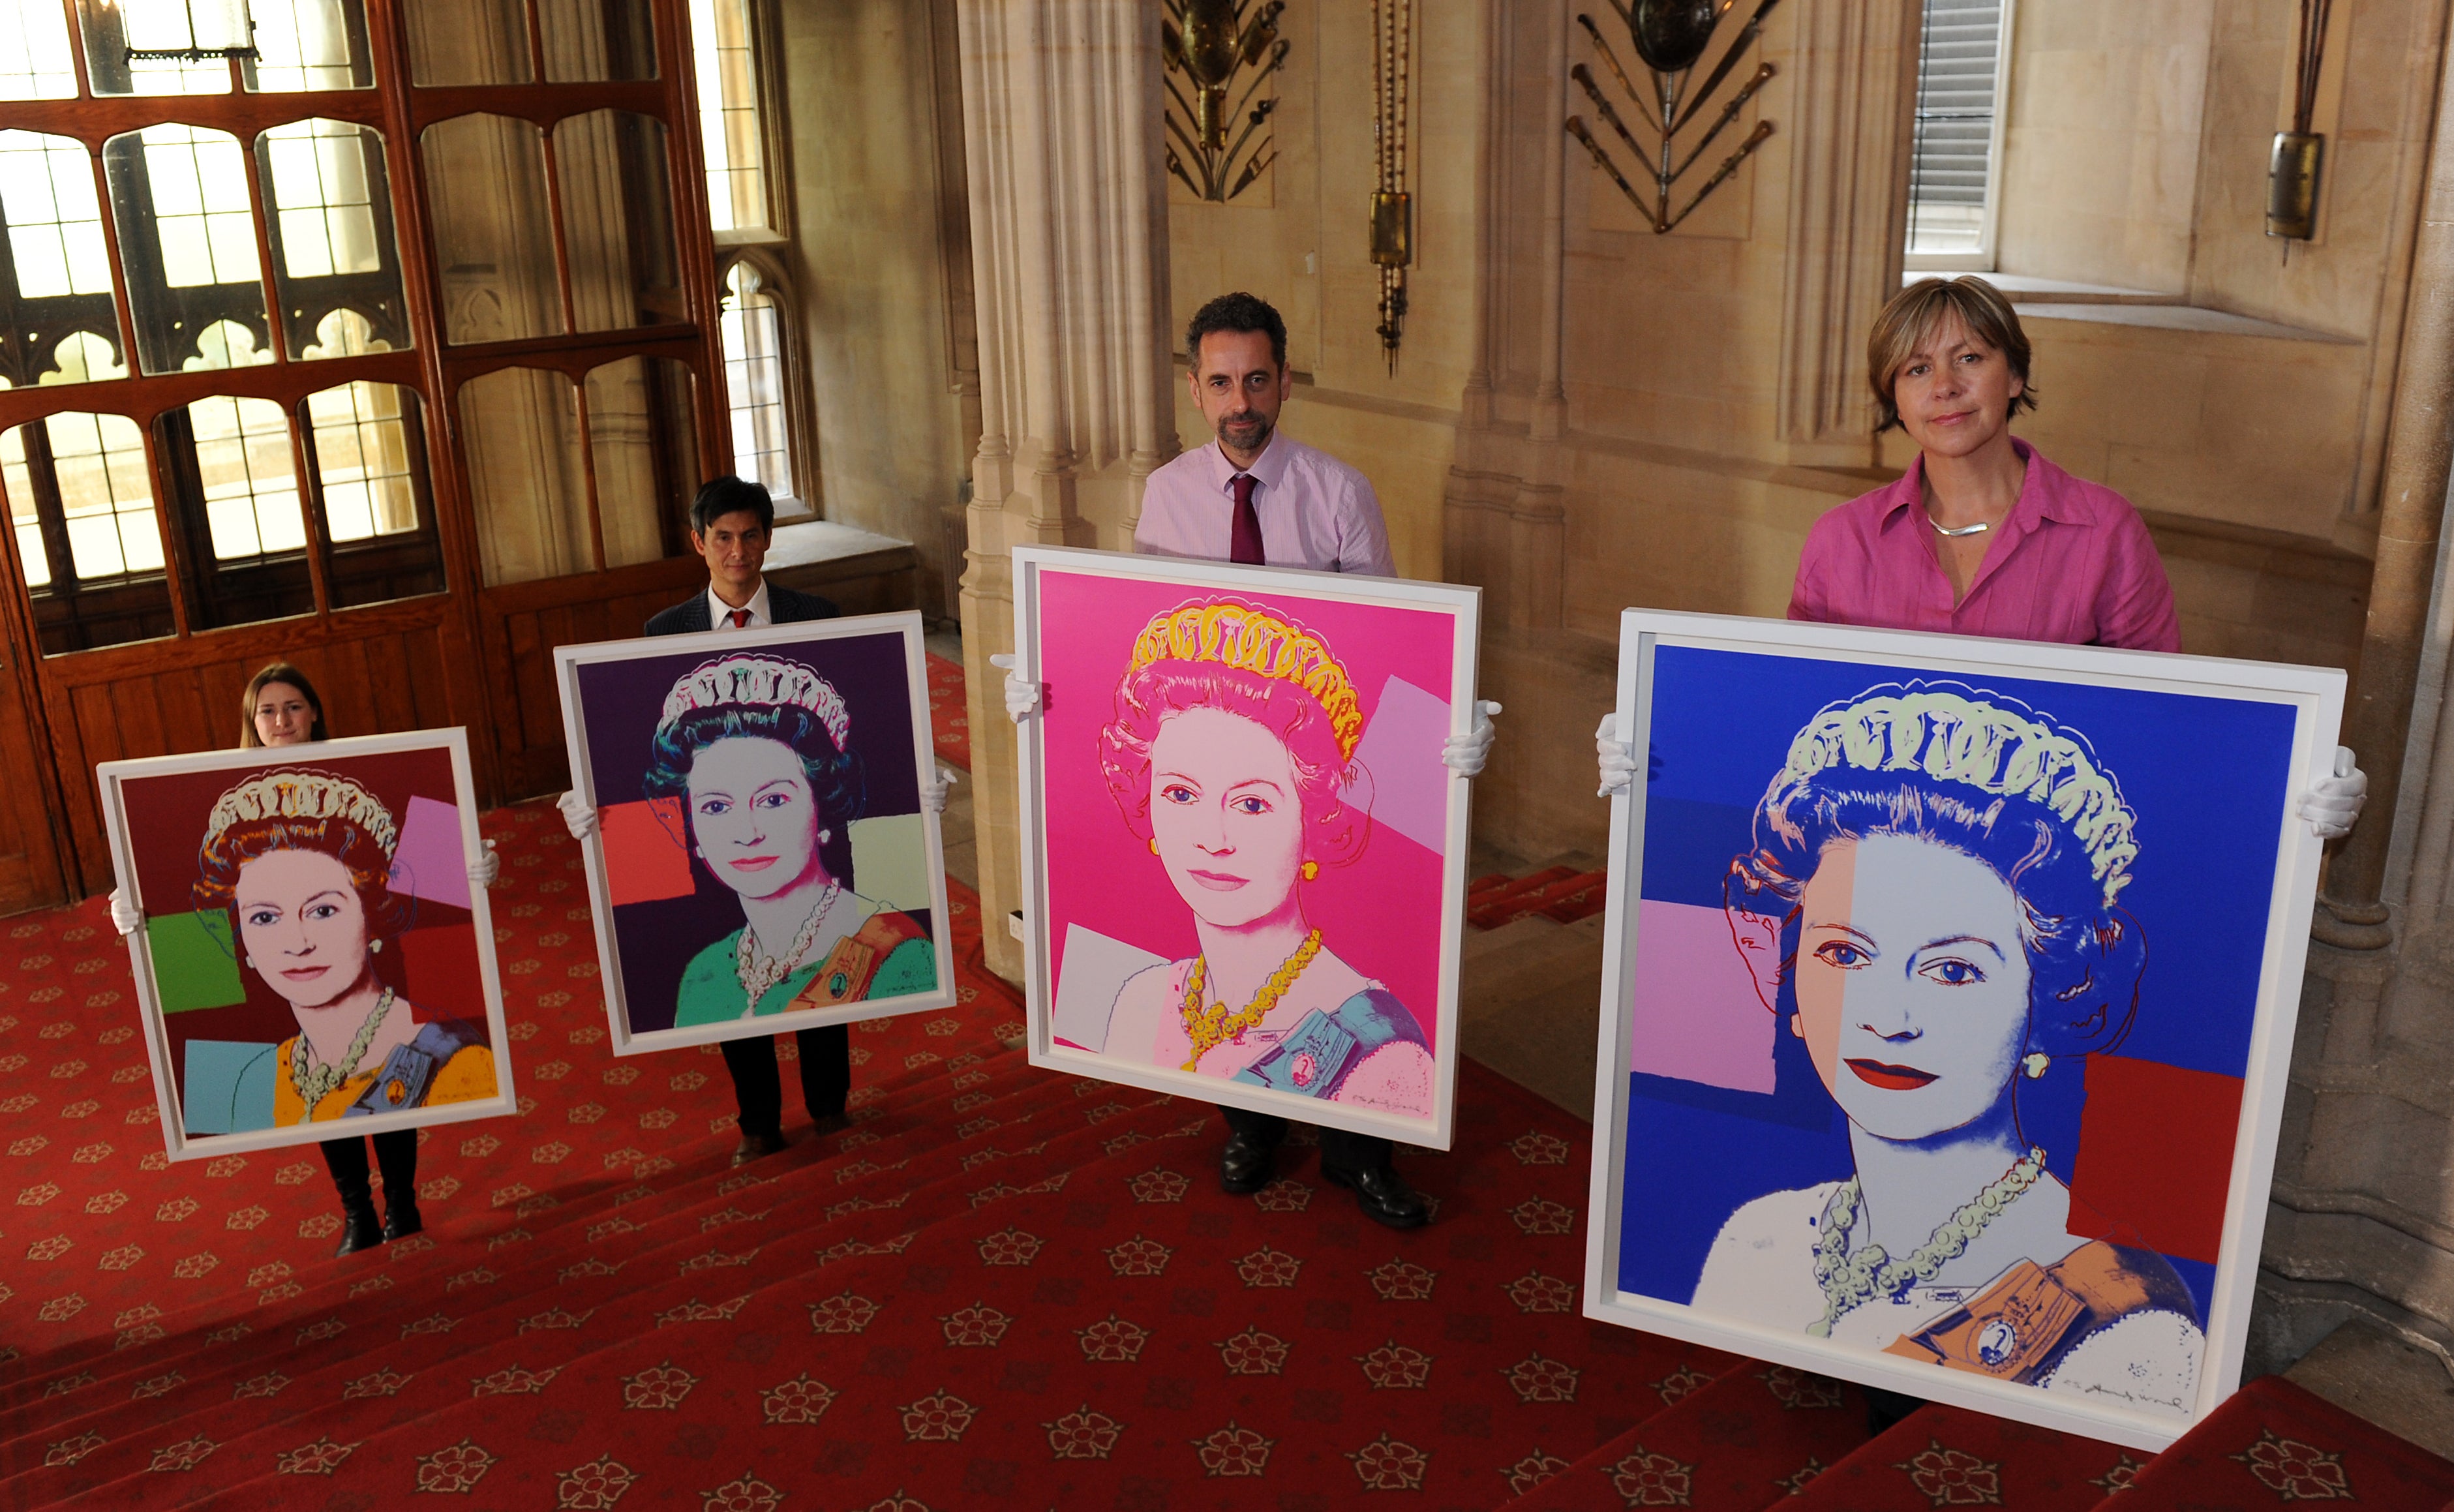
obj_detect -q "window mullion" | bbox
[53,0,91,98]
[136,416,194,639]
[284,401,335,614]
[236,123,292,366]
[20,422,80,596]
[537,130,584,343]
[78,142,142,401]
[572,372,608,571]
[292,401,342,609]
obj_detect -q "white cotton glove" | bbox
[990,652,1039,723]
[922,764,958,815]
[1440,700,1502,777]
[556,789,598,841]
[2299,746,2367,841]
[466,839,500,888]
[1597,712,1637,797]
[108,888,141,937]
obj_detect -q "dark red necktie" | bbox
[1228,473,1265,565]
[726,609,751,628]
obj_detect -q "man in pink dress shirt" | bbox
[1132,292,1422,1228]
[1134,292,1396,575]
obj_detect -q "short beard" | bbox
[1218,412,1273,451]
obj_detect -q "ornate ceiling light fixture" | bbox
[2269,0,2334,241]
[1369,0,1413,372]
[1564,0,1780,234]
[1162,0,1288,203]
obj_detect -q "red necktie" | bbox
[726,609,751,628]
[1228,473,1265,565]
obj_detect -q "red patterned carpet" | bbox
[0,808,1736,1505]
[1,652,2450,1507]
[926,651,970,770]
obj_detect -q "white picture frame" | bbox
[1583,609,2346,1452]
[1010,545,1481,1151]
[554,611,958,1055]
[98,729,517,1160]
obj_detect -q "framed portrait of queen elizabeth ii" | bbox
[1010,545,1481,1150]
[1585,610,2344,1451]
[97,731,516,1158]
[554,612,956,1053]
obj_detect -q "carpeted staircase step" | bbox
[0,1033,1055,1421]
[1783,1402,2145,1509]
[183,1065,1705,1511]
[2108,1374,2454,1509]
[3,1044,1112,1500]
[33,1063,1717,1509]
[1467,867,1581,930]
[174,1092,1226,1507]
[1494,1358,1870,1509]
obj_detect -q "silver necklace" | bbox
[292,987,395,1108]
[735,883,841,1009]
[1806,1145,2047,1338]
[1930,513,1991,537]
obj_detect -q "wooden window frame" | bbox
[0,0,735,895]
[715,244,816,517]
[1903,0,2016,274]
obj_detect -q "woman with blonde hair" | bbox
[1598,276,2366,1426]
[1603,277,2364,823]
[112,663,500,1255]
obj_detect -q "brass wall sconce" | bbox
[2269,0,2333,240]
[1370,0,1413,372]
[1162,0,1288,202]
[1564,0,1781,235]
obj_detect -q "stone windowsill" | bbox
[2016,301,2358,344]
[1902,269,2354,344]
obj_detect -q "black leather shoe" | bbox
[733,1130,789,1166]
[807,1110,851,1136]
[380,1192,422,1243]
[1322,1162,1430,1230]
[333,1194,382,1256]
[1219,1132,1275,1194]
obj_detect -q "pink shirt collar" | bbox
[1198,431,1293,494]
[1877,438,2085,603]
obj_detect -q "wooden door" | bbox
[0,0,729,907]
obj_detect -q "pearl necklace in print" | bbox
[291,988,395,1108]
[736,883,841,1010]
[1807,1145,2048,1338]
[1179,930,1323,1071]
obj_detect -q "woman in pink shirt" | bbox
[1791,277,2179,650]
[1599,276,2364,829]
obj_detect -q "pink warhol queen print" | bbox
[1035,572,1459,1117]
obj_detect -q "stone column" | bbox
[1773,0,1918,466]
[2314,25,2454,948]
[954,0,1175,979]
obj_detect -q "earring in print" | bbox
[1149,837,1160,855]
[817,828,832,845]
[2020,1051,2050,1080]
[1300,860,1319,881]
[1789,1012,1804,1040]
[370,939,383,955]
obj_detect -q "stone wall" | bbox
[781,0,2454,1374]
[776,0,978,616]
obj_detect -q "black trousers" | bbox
[320,1128,416,1200]
[721,1024,852,1136]
[1219,1104,1393,1173]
